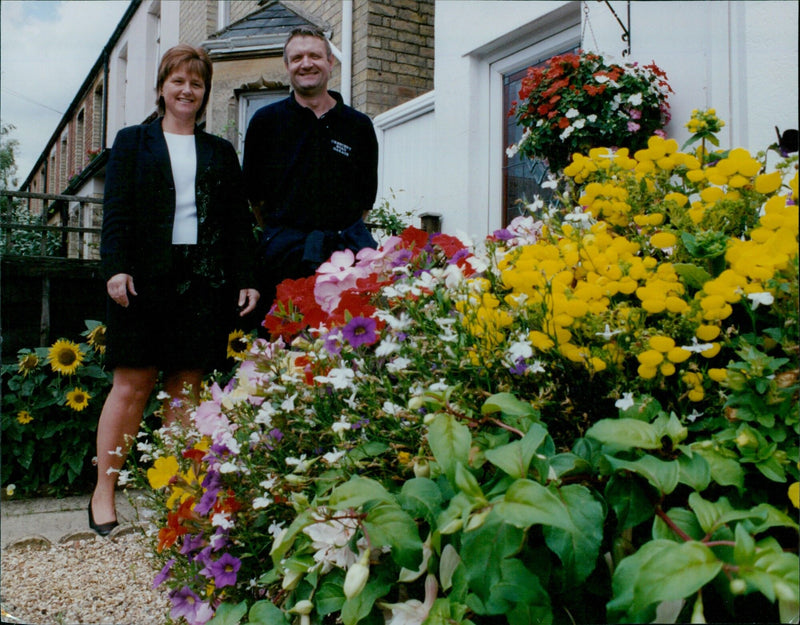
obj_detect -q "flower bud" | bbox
[438,518,463,534]
[413,459,430,478]
[729,579,747,595]
[344,551,370,599]
[289,600,314,615]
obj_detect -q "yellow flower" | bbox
[65,387,91,412]
[529,331,555,351]
[17,352,40,377]
[789,482,799,509]
[87,324,107,354]
[147,455,180,489]
[227,329,250,360]
[650,232,677,249]
[708,368,728,383]
[666,347,692,364]
[755,171,782,194]
[16,410,33,425]
[649,336,675,353]
[47,339,84,376]
[696,325,721,341]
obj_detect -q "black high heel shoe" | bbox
[88,499,118,537]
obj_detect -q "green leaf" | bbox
[677,450,711,491]
[484,423,547,479]
[329,476,393,510]
[605,474,655,530]
[362,502,423,571]
[481,392,538,418]
[739,537,800,603]
[206,601,247,625]
[586,418,661,450]
[484,558,550,616]
[455,462,488,505]
[606,455,680,495]
[460,516,525,604]
[673,263,712,289]
[692,445,744,492]
[314,570,346,617]
[608,540,721,620]
[542,484,605,586]
[398,478,443,526]
[494,479,575,531]
[341,567,393,625]
[635,541,722,610]
[269,508,314,565]
[427,414,471,485]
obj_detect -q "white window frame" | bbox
[463,3,580,234]
[237,89,290,158]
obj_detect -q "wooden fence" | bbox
[1,190,105,356]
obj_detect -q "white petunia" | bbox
[628,93,643,106]
[565,107,580,118]
[281,393,298,411]
[615,392,635,411]
[386,357,412,373]
[219,461,239,474]
[747,291,774,309]
[681,337,714,353]
[253,496,272,509]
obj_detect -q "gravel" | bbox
[1,531,170,625]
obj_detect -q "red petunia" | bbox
[158,511,189,552]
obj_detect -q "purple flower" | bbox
[169,586,204,622]
[201,552,242,588]
[269,428,284,442]
[493,228,514,241]
[627,121,641,132]
[509,357,528,376]
[449,248,470,265]
[195,472,221,516]
[180,533,206,558]
[342,316,378,348]
[152,558,175,589]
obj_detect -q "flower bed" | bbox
[133,119,798,625]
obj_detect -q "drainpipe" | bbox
[341,0,353,105]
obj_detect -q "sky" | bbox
[1,0,130,187]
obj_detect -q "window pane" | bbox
[502,47,577,226]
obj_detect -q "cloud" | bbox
[1,0,129,186]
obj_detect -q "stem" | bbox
[655,505,694,542]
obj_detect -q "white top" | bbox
[164,132,198,245]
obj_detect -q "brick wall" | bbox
[284,0,434,118]
[357,0,434,117]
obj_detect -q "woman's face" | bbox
[160,65,205,122]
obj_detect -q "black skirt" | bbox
[105,245,233,373]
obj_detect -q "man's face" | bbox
[284,35,333,97]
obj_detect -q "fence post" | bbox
[40,276,51,347]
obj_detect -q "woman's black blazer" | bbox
[100,118,256,292]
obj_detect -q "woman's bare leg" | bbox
[91,366,158,525]
[163,369,203,426]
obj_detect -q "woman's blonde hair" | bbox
[156,44,213,120]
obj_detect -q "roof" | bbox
[204,1,324,58]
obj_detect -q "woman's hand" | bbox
[238,288,260,316]
[107,273,137,307]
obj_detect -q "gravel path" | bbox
[1,532,169,624]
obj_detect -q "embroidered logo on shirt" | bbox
[331,140,352,157]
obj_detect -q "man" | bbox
[243,26,379,312]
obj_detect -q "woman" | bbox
[89,45,260,535]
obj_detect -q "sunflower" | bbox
[47,339,84,375]
[17,352,40,377]
[87,324,107,354]
[16,410,33,425]
[65,387,91,412]
[227,329,250,360]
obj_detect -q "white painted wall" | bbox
[422,0,799,240]
[105,0,182,143]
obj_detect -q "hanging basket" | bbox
[507,51,672,171]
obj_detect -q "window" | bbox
[502,46,577,224]
[75,110,85,171]
[117,44,128,126]
[237,89,290,158]
[482,5,580,230]
[147,2,161,91]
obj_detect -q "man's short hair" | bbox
[283,26,333,63]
